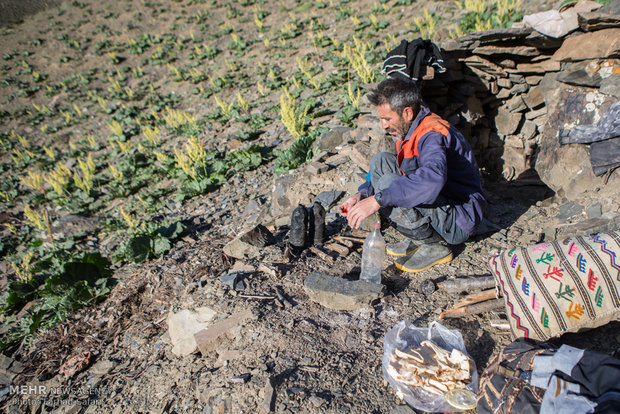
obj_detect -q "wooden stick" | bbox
[335,238,354,248]
[452,289,497,309]
[309,246,335,263]
[325,243,350,256]
[258,263,280,279]
[239,294,275,300]
[350,229,369,238]
[437,276,495,293]
[440,298,504,319]
[333,236,365,244]
[489,318,511,330]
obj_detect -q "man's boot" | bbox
[386,231,442,257]
[289,204,308,249]
[394,242,453,273]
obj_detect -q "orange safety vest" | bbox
[395,112,451,174]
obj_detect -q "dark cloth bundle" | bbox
[559,101,620,177]
[478,339,620,414]
[382,38,446,82]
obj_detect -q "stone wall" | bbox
[421,8,620,213]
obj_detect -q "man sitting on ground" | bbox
[338,78,486,272]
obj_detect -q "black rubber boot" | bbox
[311,202,326,245]
[289,204,308,249]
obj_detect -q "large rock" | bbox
[270,171,301,218]
[555,212,620,239]
[535,83,620,202]
[304,272,384,310]
[313,126,353,153]
[552,28,620,62]
[495,107,522,136]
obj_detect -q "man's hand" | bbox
[346,196,380,229]
[338,193,362,216]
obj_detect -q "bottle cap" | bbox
[445,388,477,410]
[373,221,380,229]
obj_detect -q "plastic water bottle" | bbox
[360,221,385,284]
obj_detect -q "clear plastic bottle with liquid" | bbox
[360,221,385,284]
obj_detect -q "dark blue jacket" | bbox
[359,107,486,236]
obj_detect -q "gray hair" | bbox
[367,78,422,116]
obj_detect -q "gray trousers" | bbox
[369,152,468,245]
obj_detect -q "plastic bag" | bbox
[382,320,478,412]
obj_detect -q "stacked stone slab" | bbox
[420,10,620,211]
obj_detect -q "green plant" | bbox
[413,8,437,40]
[455,0,523,36]
[340,38,377,84]
[280,89,309,140]
[117,220,185,263]
[274,127,327,175]
[0,252,115,352]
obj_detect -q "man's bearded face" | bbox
[377,103,413,139]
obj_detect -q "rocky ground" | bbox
[4,125,620,413]
[2,0,620,413]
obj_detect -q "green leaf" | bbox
[1,281,37,312]
[153,237,171,256]
[42,252,112,295]
[157,221,185,239]
[124,235,152,263]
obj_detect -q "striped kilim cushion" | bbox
[489,231,620,341]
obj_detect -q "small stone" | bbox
[348,142,371,172]
[552,28,620,62]
[497,78,512,88]
[304,272,384,310]
[309,396,326,407]
[556,214,620,239]
[324,153,350,167]
[260,378,276,414]
[509,83,529,95]
[520,120,538,141]
[194,310,255,355]
[306,162,328,175]
[312,190,346,210]
[525,107,547,120]
[505,95,527,112]
[239,224,274,248]
[219,272,246,291]
[495,108,522,136]
[418,279,436,296]
[509,74,525,84]
[230,373,251,384]
[223,237,261,259]
[556,202,584,221]
[90,359,115,376]
[587,203,602,219]
[524,86,544,109]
